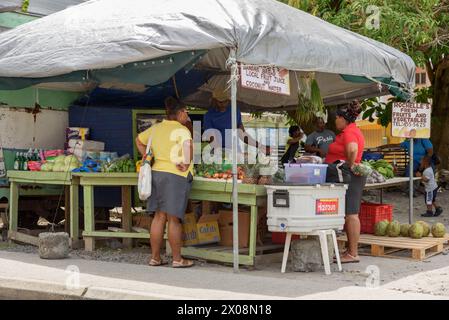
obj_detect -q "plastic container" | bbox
[284,163,328,184]
[359,202,393,234]
[265,184,347,233]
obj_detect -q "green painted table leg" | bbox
[64,186,70,234]
[248,205,258,261]
[70,183,80,247]
[83,185,95,251]
[8,181,19,232]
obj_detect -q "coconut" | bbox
[374,220,389,236]
[400,224,411,237]
[386,221,401,237]
[431,223,446,238]
[409,223,424,239]
[416,221,430,237]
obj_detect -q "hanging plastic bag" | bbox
[138,138,152,201]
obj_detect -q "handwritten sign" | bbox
[392,102,431,138]
[240,65,290,95]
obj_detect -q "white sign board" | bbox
[392,102,431,138]
[240,65,290,95]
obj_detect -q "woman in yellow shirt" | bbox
[136,97,194,268]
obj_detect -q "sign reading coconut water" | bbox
[316,198,339,215]
[240,64,290,95]
[392,102,431,138]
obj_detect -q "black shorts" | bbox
[424,188,438,205]
[345,173,367,215]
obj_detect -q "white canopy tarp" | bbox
[0,0,415,108]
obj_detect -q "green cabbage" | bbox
[64,155,80,167]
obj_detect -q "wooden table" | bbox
[7,171,80,247]
[364,177,420,203]
[74,173,268,266]
[187,178,268,266]
[72,172,147,251]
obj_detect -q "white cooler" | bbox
[265,184,348,233]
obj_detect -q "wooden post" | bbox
[83,185,95,251]
[122,186,132,249]
[70,183,80,248]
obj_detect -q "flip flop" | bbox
[333,250,348,262]
[149,258,167,266]
[172,259,194,268]
[340,253,360,264]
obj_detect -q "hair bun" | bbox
[347,100,362,118]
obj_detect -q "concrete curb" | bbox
[0,276,179,300]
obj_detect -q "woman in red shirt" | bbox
[325,101,366,264]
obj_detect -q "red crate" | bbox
[359,202,393,234]
[271,232,300,244]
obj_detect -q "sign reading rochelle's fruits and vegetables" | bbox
[240,64,290,95]
[392,102,431,138]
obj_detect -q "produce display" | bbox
[38,154,81,172]
[366,169,386,184]
[416,220,430,237]
[100,156,136,173]
[409,223,424,239]
[374,220,389,236]
[351,163,373,177]
[400,224,411,237]
[431,223,446,238]
[374,220,446,239]
[386,220,401,237]
[362,159,394,179]
[194,163,245,180]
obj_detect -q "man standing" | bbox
[203,88,269,157]
[304,117,336,158]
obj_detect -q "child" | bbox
[280,126,304,164]
[418,156,443,217]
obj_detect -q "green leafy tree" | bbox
[282,0,449,167]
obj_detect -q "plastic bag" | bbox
[138,138,152,201]
[296,155,323,164]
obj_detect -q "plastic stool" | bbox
[281,229,342,275]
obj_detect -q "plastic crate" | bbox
[359,202,393,234]
[271,232,300,244]
[283,163,328,184]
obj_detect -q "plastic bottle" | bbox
[13,152,21,171]
[22,152,28,171]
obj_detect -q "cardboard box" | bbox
[132,214,153,231]
[218,210,250,248]
[196,214,220,245]
[68,139,105,151]
[182,212,199,246]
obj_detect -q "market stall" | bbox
[7,170,80,247]
[0,0,417,271]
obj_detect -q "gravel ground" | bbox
[363,187,449,227]
[0,187,447,266]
